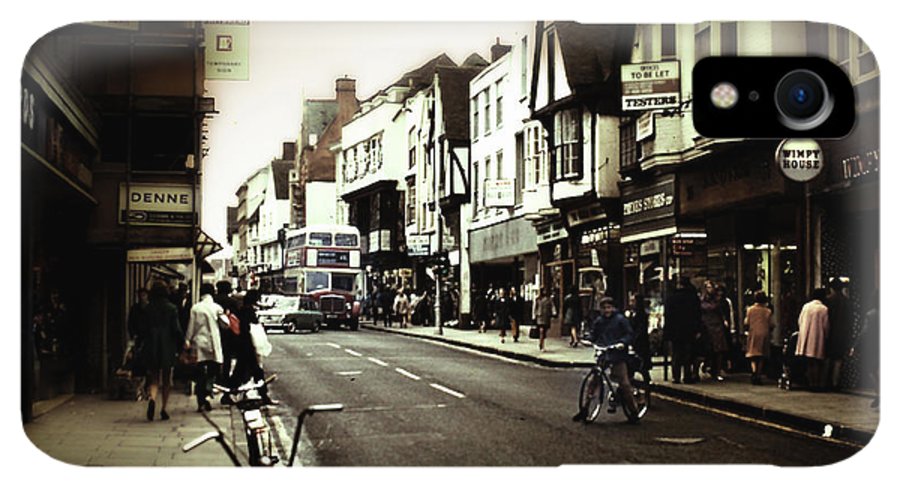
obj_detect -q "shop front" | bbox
[566,201,624,316]
[535,218,572,338]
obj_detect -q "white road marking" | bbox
[325,343,342,349]
[344,349,363,357]
[394,368,421,381]
[336,371,363,376]
[429,383,466,399]
[367,357,389,367]
[269,415,292,462]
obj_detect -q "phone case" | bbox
[21,20,878,467]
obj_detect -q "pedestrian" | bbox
[473,288,489,333]
[627,294,652,382]
[664,276,703,384]
[183,283,225,412]
[380,286,395,328]
[700,280,730,381]
[533,288,554,352]
[508,287,523,342]
[563,286,583,347]
[214,280,239,394]
[493,287,512,343]
[849,290,879,408]
[717,284,740,373]
[744,291,775,385]
[394,288,411,328]
[825,279,853,392]
[140,281,183,421]
[126,288,150,398]
[796,288,830,392]
[231,289,276,405]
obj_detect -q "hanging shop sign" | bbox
[406,234,431,257]
[118,183,195,227]
[777,139,824,182]
[621,61,681,111]
[636,112,655,141]
[127,247,193,263]
[204,21,250,81]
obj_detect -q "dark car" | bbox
[258,294,324,334]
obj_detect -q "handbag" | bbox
[249,322,272,358]
[179,347,198,366]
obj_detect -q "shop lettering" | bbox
[781,149,821,170]
[624,96,678,108]
[627,65,673,80]
[131,192,190,205]
[623,192,674,216]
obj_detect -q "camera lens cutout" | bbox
[775,69,834,131]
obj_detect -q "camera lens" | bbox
[775,70,833,130]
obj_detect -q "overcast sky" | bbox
[201,21,533,251]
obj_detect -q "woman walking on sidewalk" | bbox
[184,283,225,412]
[796,288,830,392]
[563,286,583,347]
[700,280,730,381]
[533,288,554,352]
[140,281,184,421]
[493,288,512,343]
[394,288,411,329]
[509,287,523,342]
[744,291,775,385]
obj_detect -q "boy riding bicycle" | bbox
[572,296,639,421]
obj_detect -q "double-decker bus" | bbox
[283,224,363,330]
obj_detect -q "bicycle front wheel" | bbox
[622,370,651,424]
[578,370,605,423]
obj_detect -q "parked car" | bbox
[257,294,324,334]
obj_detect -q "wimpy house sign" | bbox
[118,183,196,226]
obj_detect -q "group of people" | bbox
[664,277,775,385]
[127,280,274,421]
[472,286,527,344]
[367,286,434,329]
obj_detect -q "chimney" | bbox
[335,77,359,125]
[491,37,512,62]
[282,141,297,161]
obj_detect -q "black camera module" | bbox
[775,69,834,131]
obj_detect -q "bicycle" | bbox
[182,374,344,466]
[577,341,651,424]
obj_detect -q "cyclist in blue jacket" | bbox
[573,296,639,421]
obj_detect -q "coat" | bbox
[562,293,582,327]
[185,295,225,364]
[744,303,774,358]
[664,287,702,343]
[394,294,411,315]
[493,297,511,329]
[701,296,730,354]
[796,300,829,360]
[533,296,554,327]
[139,297,183,371]
[826,294,854,359]
[587,311,634,364]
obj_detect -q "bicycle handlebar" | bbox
[287,403,344,467]
[213,374,278,395]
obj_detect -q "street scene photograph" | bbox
[19,18,880,470]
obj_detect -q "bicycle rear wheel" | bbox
[622,370,651,424]
[578,370,605,423]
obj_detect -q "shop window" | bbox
[661,24,677,60]
[695,22,711,61]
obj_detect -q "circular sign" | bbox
[776,139,824,182]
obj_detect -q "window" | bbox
[547,31,556,103]
[515,132,524,204]
[406,177,416,225]
[408,130,417,169]
[553,109,581,180]
[472,98,479,139]
[308,232,333,246]
[695,23,711,61]
[496,150,504,179]
[836,27,850,72]
[720,22,737,56]
[472,160,480,216]
[362,140,371,173]
[661,24,676,60]
[806,22,828,57]
[484,154,492,192]
[620,118,639,172]
[483,89,492,134]
[495,78,504,128]
[305,271,329,292]
[335,233,358,247]
[332,273,356,292]
[520,36,528,97]
[858,40,877,77]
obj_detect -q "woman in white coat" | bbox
[796,288,830,392]
[184,283,225,411]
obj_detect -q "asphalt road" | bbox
[261,328,859,467]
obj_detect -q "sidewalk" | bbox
[24,389,238,467]
[361,320,879,445]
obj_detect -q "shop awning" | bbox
[195,228,223,259]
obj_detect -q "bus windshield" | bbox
[332,273,356,292]
[306,271,330,292]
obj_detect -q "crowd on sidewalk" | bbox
[122,280,277,423]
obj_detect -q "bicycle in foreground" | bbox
[577,341,651,424]
[182,374,343,466]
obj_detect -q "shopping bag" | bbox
[249,322,272,358]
